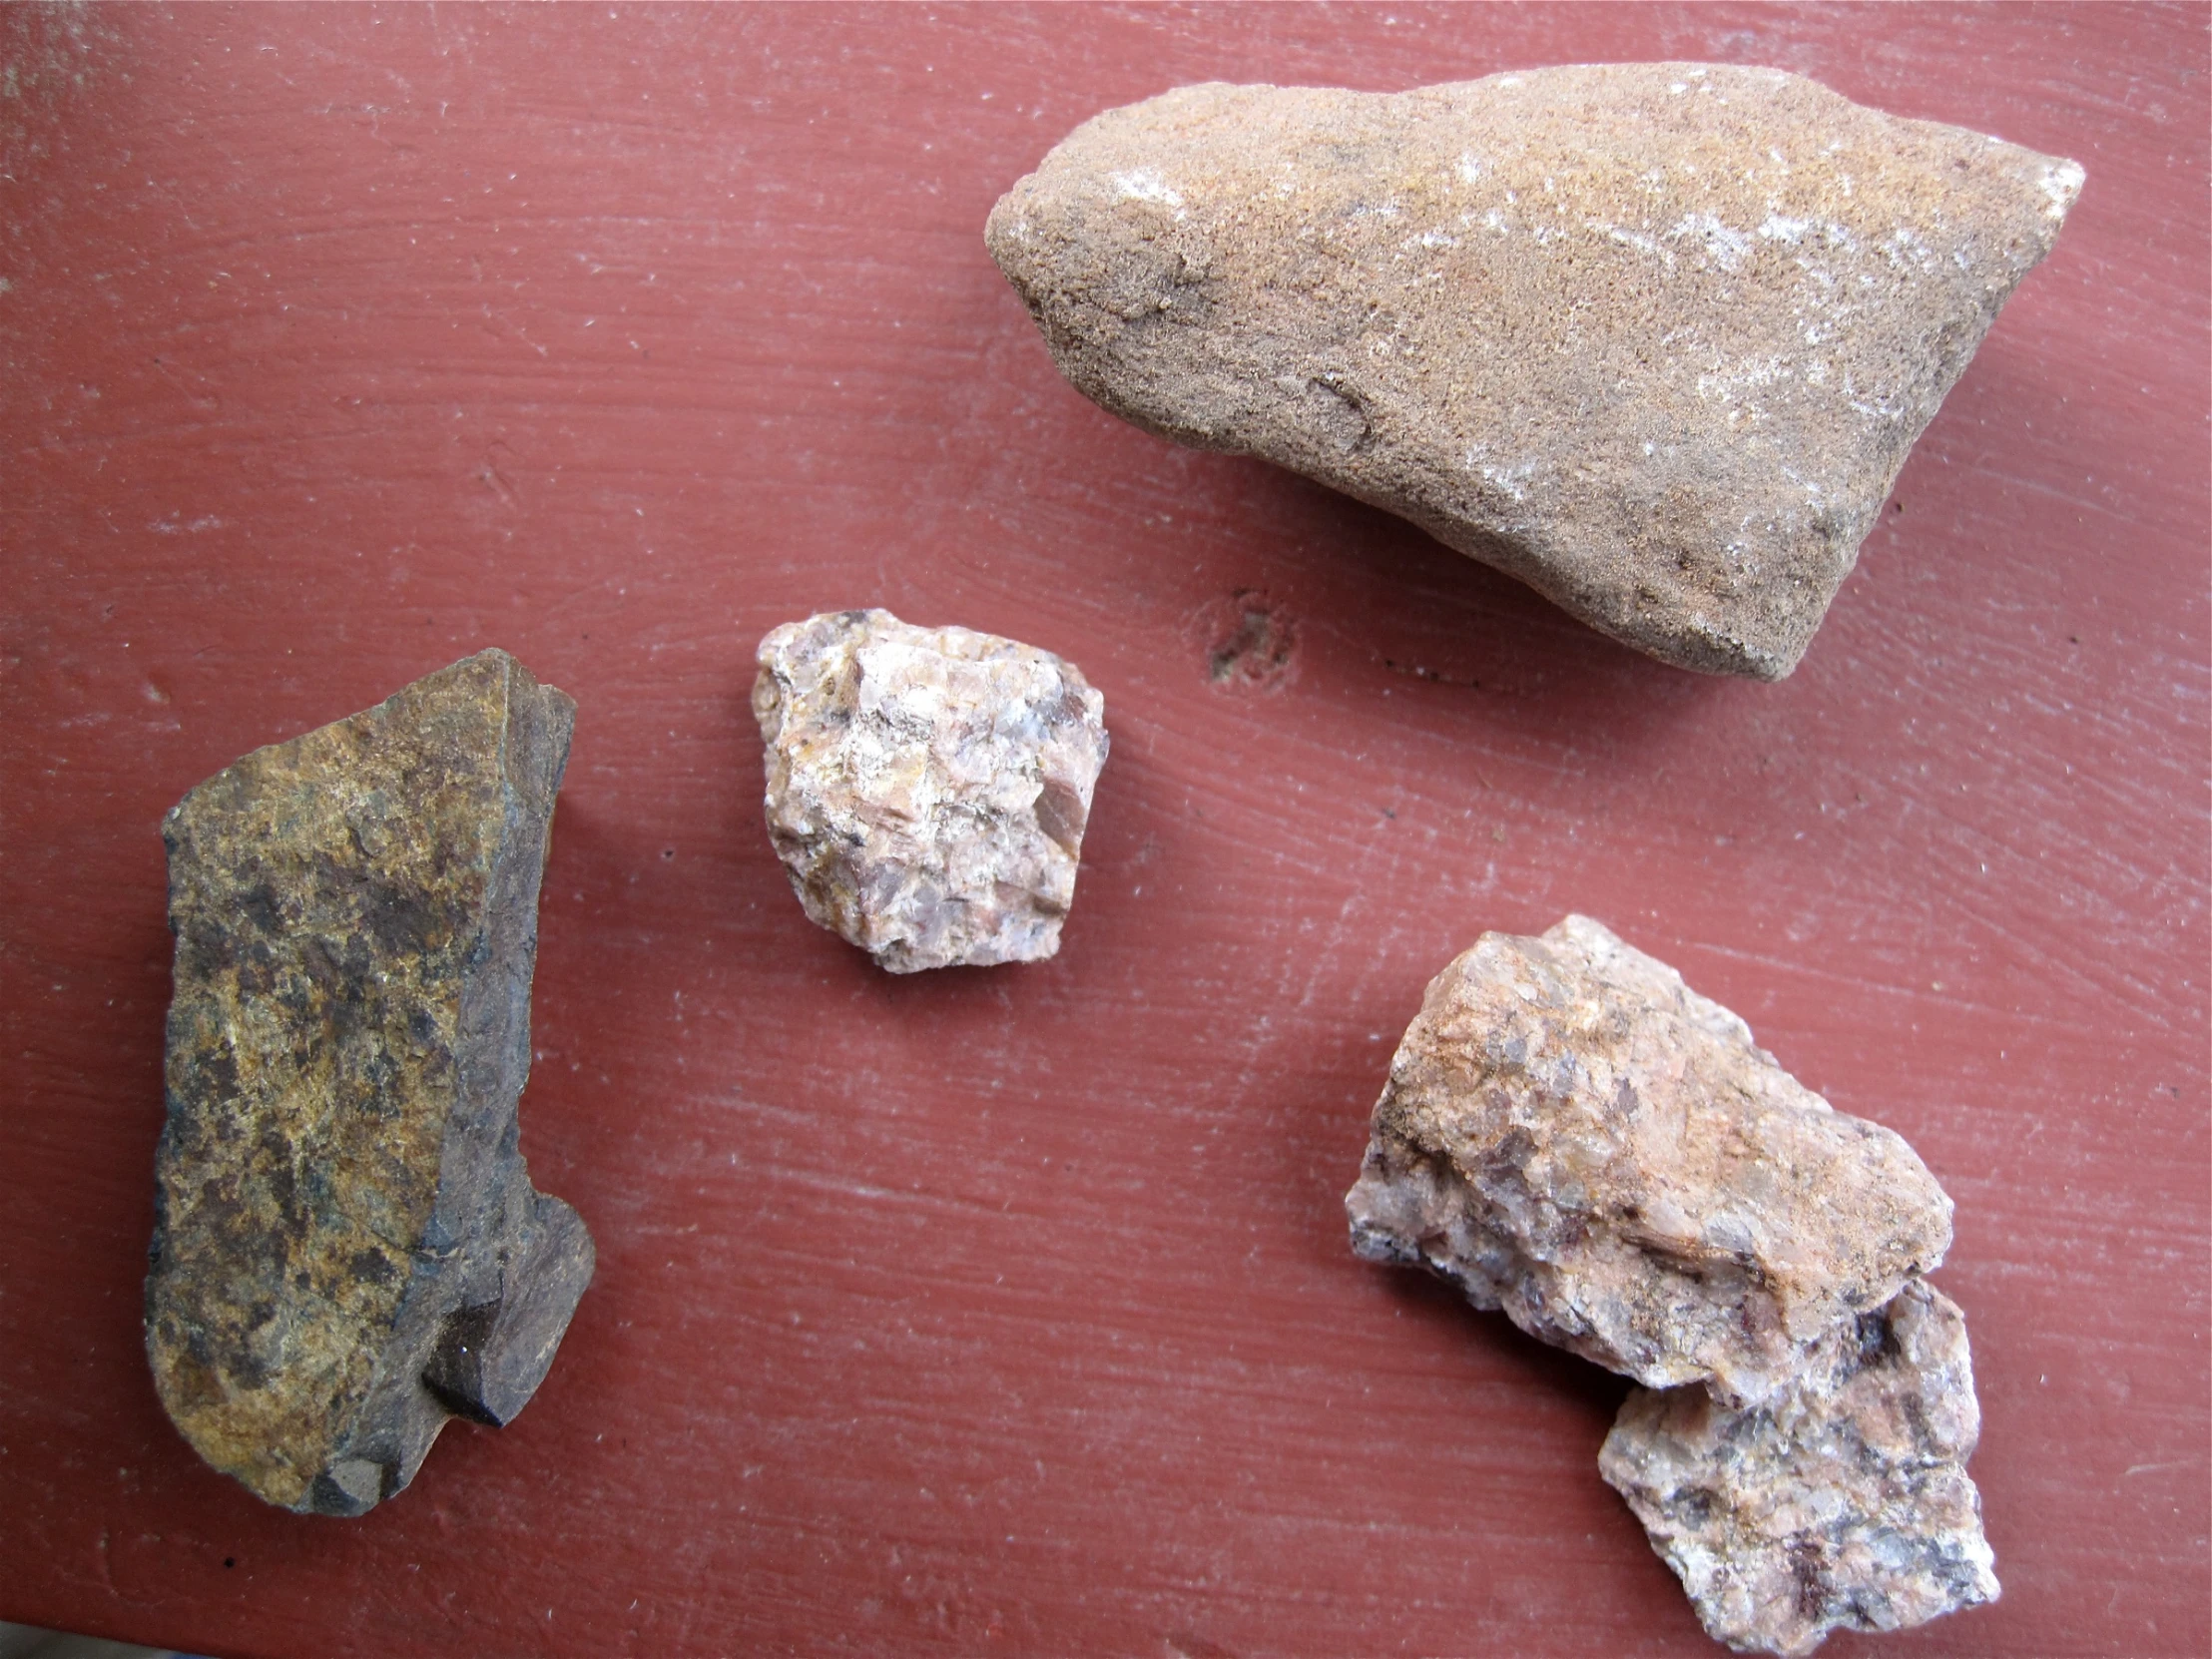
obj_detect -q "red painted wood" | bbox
[2,5,2204,1655]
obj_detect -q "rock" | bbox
[986,65,2082,679]
[1599,1280,1997,1656]
[148,650,594,1516]
[753,609,1110,972]
[1345,915,1950,1405]
[1346,916,1990,1648]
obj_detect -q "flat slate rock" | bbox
[754,609,1110,972]
[1601,1279,1997,1656]
[987,64,2082,678]
[1346,914,1952,1406]
[147,650,594,1516]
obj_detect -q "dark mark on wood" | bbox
[1202,589,1296,690]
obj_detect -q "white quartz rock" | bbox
[753,609,1109,972]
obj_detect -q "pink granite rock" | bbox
[1345,914,1951,1405]
[753,609,1109,972]
[1600,1280,1997,1656]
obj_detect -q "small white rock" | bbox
[752,609,1109,972]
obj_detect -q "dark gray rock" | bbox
[147,649,594,1515]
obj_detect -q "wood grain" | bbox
[2,5,2204,1655]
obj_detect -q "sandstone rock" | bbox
[753,609,1110,971]
[1345,915,1950,1405]
[1600,1279,1997,1656]
[148,650,594,1516]
[987,65,2082,679]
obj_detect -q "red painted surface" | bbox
[2,6,2204,1655]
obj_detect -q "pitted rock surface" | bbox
[148,650,594,1515]
[1601,1280,1997,1656]
[1345,914,1951,1405]
[754,609,1110,972]
[987,64,2082,678]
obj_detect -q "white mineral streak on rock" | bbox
[986,64,2083,679]
[753,609,1109,972]
[1600,1280,1997,1656]
[1344,915,1952,1405]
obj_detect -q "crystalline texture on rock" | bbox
[1600,1280,1997,1656]
[1345,914,1951,1406]
[753,608,1110,972]
[1346,915,1992,1650]
[148,650,594,1516]
[986,64,2082,679]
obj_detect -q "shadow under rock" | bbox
[1381,1264,1637,1432]
[1210,457,1748,736]
[527,798,677,1188]
[0,1625,203,1659]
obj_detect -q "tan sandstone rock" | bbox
[1600,1280,1997,1656]
[987,65,2082,678]
[753,609,1110,972]
[1345,914,1951,1405]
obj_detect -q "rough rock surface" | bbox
[148,650,595,1516]
[1345,915,1951,1405]
[987,64,2082,679]
[1600,1280,1997,1656]
[754,609,1110,972]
